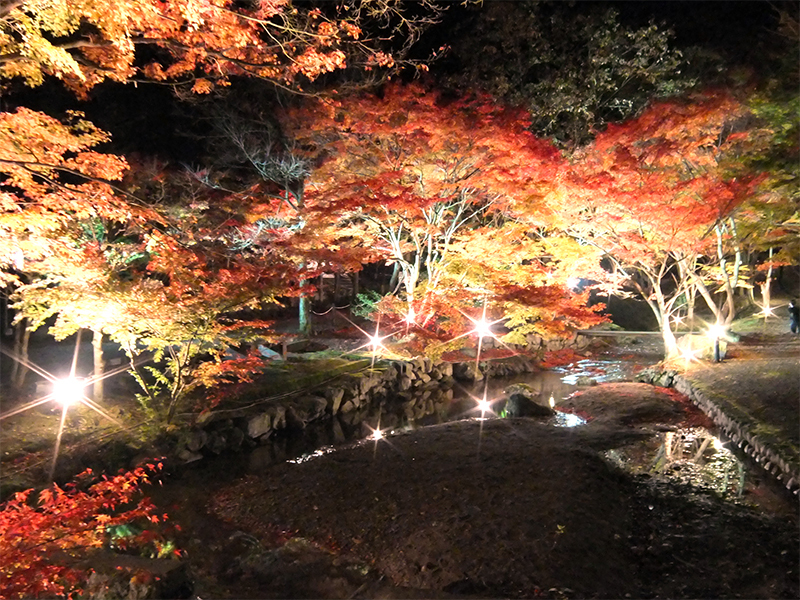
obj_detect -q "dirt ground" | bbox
[155,378,798,600]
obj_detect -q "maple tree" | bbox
[279,82,606,348]
[0,0,443,96]
[0,0,454,399]
[549,91,763,357]
[0,464,170,599]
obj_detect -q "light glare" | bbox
[52,377,84,406]
[473,318,492,338]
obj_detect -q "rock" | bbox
[82,552,193,600]
[247,413,272,439]
[177,448,203,464]
[505,393,555,418]
[257,344,284,360]
[286,395,328,429]
[207,432,228,454]
[325,388,345,414]
[505,382,540,397]
[186,430,208,452]
[228,426,245,450]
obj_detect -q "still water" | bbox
[256,357,795,517]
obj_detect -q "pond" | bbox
[240,355,795,519]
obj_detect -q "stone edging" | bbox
[173,355,538,464]
[639,368,800,497]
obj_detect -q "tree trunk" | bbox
[660,317,679,359]
[92,329,104,402]
[760,247,774,313]
[317,274,325,302]
[298,279,311,336]
[11,319,30,389]
[333,273,341,303]
[715,222,738,326]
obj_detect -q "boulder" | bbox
[325,387,345,414]
[247,413,273,439]
[176,448,203,464]
[207,431,228,454]
[185,430,208,452]
[505,393,555,418]
[286,395,328,429]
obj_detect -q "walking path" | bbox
[656,314,800,496]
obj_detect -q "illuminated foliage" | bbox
[1,0,456,405]
[0,464,168,600]
[0,0,435,94]
[281,82,605,345]
[550,91,763,356]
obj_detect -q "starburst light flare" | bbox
[0,337,141,480]
[705,322,727,363]
[477,398,492,415]
[680,347,700,363]
[706,322,727,340]
[52,377,84,406]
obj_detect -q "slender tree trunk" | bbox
[633,268,680,359]
[686,283,697,331]
[11,319,30,389]
[760,247,774,313]
[352,271,359,299]
[715,222,738,326]
[298,278,311,336]
[389,263,400,293]
[92,329,104,402]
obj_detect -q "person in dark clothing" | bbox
[790,299,800,334]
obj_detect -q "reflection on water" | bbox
[256,357,793,517]
[606,427,746,498]
[555,359,642,384]
[553,411,587,428]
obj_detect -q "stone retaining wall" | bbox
[174,355,538,464]
[639,368,800,497]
